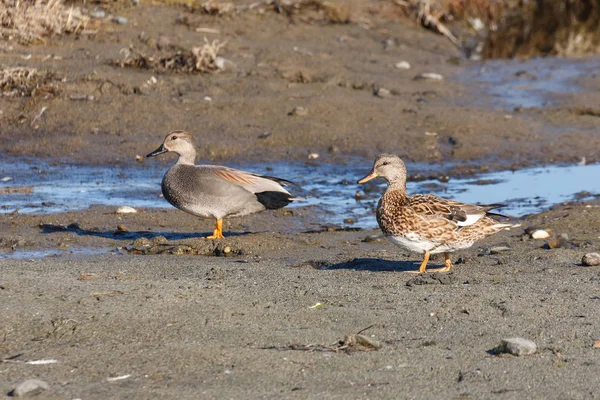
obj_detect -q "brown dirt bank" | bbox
[1,0,599,174]
[1,200,600,398]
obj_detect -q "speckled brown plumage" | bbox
[359,154,511,273]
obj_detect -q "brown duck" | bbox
[358,154,511,273]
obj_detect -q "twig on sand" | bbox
[30,106,48,127]
[261,325,382,353]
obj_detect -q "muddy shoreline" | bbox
[2,1,600,398]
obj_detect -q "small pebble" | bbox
[531,229,550,239]
[497,338,537,356]
[343,218,355,225]
[308,153,319,160]
[203,96,212,102]
[117,224,129,232]
[582,252,600,266]
[135,155,143,162]
[395,61,411,70]
[116,206,137,214]
[328,145,339,154]
[481,243,511,255]
[257,132,272,139]
[1,176,12,182]
[362,235,382,243]
[223,246,231,254]
[11,379,49,397]
[214,57,236,71]
[289,106,308,117]
[375,88,391,98]
[112,16,128,24]
[89,9,106,18]
[414,72,444,81]
[593,340,600,349]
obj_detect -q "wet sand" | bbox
[1,1,600,398]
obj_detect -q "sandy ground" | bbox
[2,1,600,398]
[1,200,600,398]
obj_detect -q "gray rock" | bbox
[112,16,128,24]
[11,379,49,397]
[497,338,537,356]
[582,252,600,266]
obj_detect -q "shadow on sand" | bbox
[39,223,247,241]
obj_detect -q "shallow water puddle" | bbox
[1,158,598,228]
[460,55,600,109]
[0,247,109,260]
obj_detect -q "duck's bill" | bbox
[147,144,167,157]
[357,171,378,184]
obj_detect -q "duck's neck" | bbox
[176,152,196,166]
[385,178,407,194]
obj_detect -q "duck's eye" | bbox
[381,161,389,166]
[171,136,178,141]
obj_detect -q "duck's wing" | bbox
[407,194,504,227]
[202,165,293,195]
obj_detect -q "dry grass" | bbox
[186,0,350,24]
[0,0,91,44]
[395,0,462,47]
[0,67,58,97]
[114,38,228,73]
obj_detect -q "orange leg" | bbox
[206,219,225,239]
[426,252,455,273]
[418,251,431,273]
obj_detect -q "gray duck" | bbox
[147,130,296,239]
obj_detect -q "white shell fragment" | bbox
[414,72,444,81]
[531,230,550,239]
[395,61,411,70]
[116,206,137,214]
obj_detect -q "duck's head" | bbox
[147,130,196,163]
[357,153,407,185]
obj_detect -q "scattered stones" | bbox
[530,229,550,239]
[289,106,308,117]
[375,87,391,98]
[414,72,444,81]
[10,379,50,397]
[495,338,537,356]
[116,206,137,214]
[112,16,128,24]
[480,243,511,255]
[406,273,456,287]
[395,61,411,70]
[132,237,151,247]
[582,252,600,266]
[544,234,569,249]
[362,234,382,243]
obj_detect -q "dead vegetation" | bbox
[0,67,59,97]
[187,0,350,24]
[112,38,228,73]
[0,0,92,44]
[395,0,462,48]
